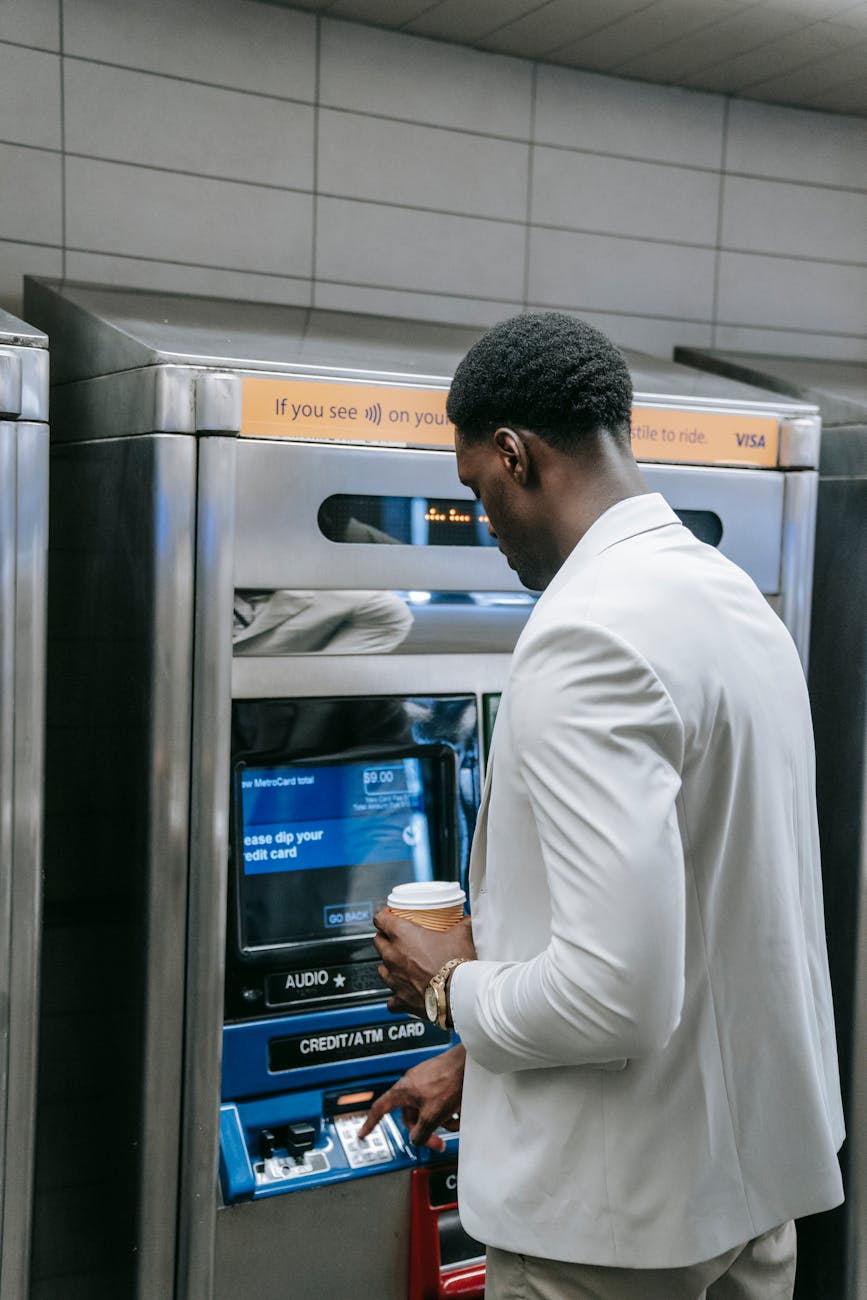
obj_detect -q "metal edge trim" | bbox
[134,437,198,1300]
[176,437,237,1300]
[0,423,48,1300]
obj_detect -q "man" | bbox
[359,312,844,1299]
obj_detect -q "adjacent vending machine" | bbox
[24,278,822,1300]
[676,346,867,1300]
[0,310,48,1300]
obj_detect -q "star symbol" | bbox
[333,974,346,989]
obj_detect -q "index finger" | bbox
[357,1084,400,1140]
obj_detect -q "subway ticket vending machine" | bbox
[675,347,867,1300]
[0,310,48,1300]
[24,278,822,1300]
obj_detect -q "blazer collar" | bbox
[534,492,681,611]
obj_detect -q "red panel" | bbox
[440,1262,486,1297]
[408,1167,486,1300]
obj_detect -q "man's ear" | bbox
[493,427,531,485]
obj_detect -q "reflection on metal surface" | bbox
[232,590,537,658]
[318,494,495,548]
[234,590,414,656]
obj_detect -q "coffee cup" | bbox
[386,881,466,931]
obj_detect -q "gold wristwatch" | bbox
[424,957,469,1031]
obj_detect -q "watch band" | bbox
[427,957,470,1031]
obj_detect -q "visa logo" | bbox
[735,433,766,447]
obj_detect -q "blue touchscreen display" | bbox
[237,757,435,950]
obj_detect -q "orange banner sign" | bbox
[241,378,780,468]
[241,378,453,446]
[631,406,779,468]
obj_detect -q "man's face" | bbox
[455,430,550,591]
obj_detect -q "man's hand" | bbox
[357,1044,467,1150]
[373,911,476,1017]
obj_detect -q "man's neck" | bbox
[549,444,650,569]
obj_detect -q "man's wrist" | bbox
[444,959,471,1030]
[444,968,457,1030]
[425,957,471,1031]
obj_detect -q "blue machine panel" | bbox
[221,695,479,1204]
[221,1004,458,1202]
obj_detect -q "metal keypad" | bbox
[335,1114,393,1168]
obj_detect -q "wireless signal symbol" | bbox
[364,402,382,426]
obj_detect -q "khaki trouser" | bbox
[486,1220,796,1300]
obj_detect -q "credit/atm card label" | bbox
[269,1019,450,1071]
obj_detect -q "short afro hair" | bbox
[447,311,633,452]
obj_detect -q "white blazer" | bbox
[450,492,844,1268]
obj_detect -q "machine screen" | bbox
[236,755,438,952]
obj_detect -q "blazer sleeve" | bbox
[450,620,686,1074]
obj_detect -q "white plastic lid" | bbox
[387,880,466,909]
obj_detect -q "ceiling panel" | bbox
[477,0,654,59]
[681,25,867,91]
[326,0,436,21]
[404,0,542,43]
[741,39,867,94]
[258,0,867,116]
[613,6,814,76]
[550,0,757,74]
[811,77,867,110]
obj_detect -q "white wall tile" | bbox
[0,8,864,371]
[318,110,529,221]
[66,158,313,276]
[316,197,526,301]
[319,19,533,138]
[0,238,62,314]
[314,280,522,327]
[0,144,62,244]
[712,323,867,362]
[64,252,312,307]
[532,147,719,244]
[721,175,867,263]
[0,0,59,50]
[717,250,867,335]
[534,65,725,168]
[65,61,314,190]
[528,227,716,319]
[0,44,61,149]
[726,99,867,188]
[62,0,316,100]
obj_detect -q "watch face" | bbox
[424,985,439,1023]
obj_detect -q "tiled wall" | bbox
[2,0,867,360]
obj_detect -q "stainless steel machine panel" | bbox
[234,442,789,597]
[36,435,196,1300]
[0,309,48,1300]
